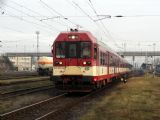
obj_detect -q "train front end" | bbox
[51,30,96,92]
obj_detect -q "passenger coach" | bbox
[50,29,132,92]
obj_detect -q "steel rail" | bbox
[0,85,55,100]
[0,93,66,120]
[35,84,113,120]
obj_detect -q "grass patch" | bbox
[80,74,160,120]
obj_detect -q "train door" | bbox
[109,53,115,75]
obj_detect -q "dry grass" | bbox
[80,75,160,120]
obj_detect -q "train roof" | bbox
[56,30,97,43]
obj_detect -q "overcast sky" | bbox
[0,0,160,55]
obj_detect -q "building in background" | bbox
[9,57,36,71]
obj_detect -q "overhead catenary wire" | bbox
[5,12,55,35]
[87,0,123,49]
[0,0,60,32]
[0,10,56,40]
[72,1,121,49]
[71,1,104,30]
[39,0,83,29]
[9,0,68,28]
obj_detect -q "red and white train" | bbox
[51,29,132,92]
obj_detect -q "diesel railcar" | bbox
[50,29,132,92]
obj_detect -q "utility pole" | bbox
[36,31,40,61]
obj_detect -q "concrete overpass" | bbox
[4,51,160,57]
[117,51,160,56]
[5,52,52,57]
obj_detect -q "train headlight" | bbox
[83,61,91,65]
[71,35,76,39]
[68,35,78,39]
[55,61,63,65]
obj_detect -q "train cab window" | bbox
[68,43,77,58]
[94,46,97,59]
[81,42,91,58]
[56,42,65,58]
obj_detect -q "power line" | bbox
[72,1,114,44]
[87,0,123,49]
[72,1,95,22]
[5,12,55,35]
[9,0,68,28]
[0,8,56,35]
[39,0,83,29]
[0,1,60,32]
[10,0,43,17]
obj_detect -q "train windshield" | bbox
[55,41,91,58]
[68,42,78,58]
[56,42,65,58]
[80,42,91,58]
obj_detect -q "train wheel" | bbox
[96,82,100,89]
[100,81,103,88]
[102,80,106,86]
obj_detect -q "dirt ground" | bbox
[1,74,160,120]
[66,74,160,120]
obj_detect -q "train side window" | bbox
[102,53,105,65]
[104,53,106,65]
[113,56,116,66]
[94,47,97,59]
[100,52,103,65]
[105,53,108,65]
[109,55,114,66]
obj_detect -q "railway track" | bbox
[0,75,43,80]
[0,76,50,86]
[0,71,38,80]
[35,87,109,120]
[0,84,113,120]
[0,93,67,120]
[0,85,55,100]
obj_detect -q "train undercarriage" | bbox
[51,72,130,92]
